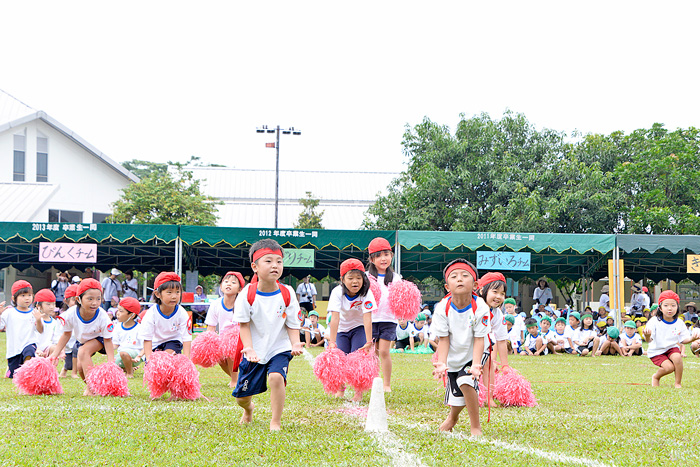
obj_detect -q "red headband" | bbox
[444,262,477,281]
[222,271,245,288]
[477,272,506,289]
[252,248,283,262]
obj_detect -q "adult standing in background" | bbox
[296,275,317,312]
[101,268,123,309]
[51,272,69,309]
[122,270,138,299]
[533,278,553,306]
[630,284,646,316]
[599,285,610,313]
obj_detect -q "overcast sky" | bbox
[3,1,699,174]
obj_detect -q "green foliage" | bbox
[294,191,324,229]
[121,156,225,180]
[108,167,220,225]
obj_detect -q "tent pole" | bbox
[394,231,401,276]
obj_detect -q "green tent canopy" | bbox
[617,234,700,282]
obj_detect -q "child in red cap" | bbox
[327,258,376,401]
[0,281,43,378]
[205,271,245,388]
[58,284,80,378]
[366,236,400,392]
[113,297,145,378]
[34,289,59,358]
[644,290,700,387]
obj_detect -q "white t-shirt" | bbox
[599,293,610,312]
[0,307,40,358]
[533,287,553,305]
[233,284,301,364]
[412,323,427,338]
[139,304,192,348]
[306,322,326,339]
[36,317,61,351]
[552,329,572,349]
[61,305,114,345]
[524,332,541,349]
[369,272,402,324]
[432,295,490,372]
[541,329,556,344]
[646,317,690,358]
[619,330,642,347]
[296,282,317,304]
[204,297,237,333]
[573,328,597,345]
[327,285,377,333]
[395,322,413,340]
[101,277,122,301]
[507,326,521,349]
[489,307,508,342]
[122,278,138,299]
[113,321,143,352]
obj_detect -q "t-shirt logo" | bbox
[350,300,362,310]
[107,323,114,332]
[364,302,374,309]
[297,310,303,322]
[481,316,488,326]
[502,318,507,325]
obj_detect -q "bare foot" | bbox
[269,421,281,431]
[71,374,80,379]
[352,392,363,402]
[439,416,458,432]
[470,428,483,437]
[83,386,95,396]
[126,374,134,379]
[240,404,254,424]
[383,386,392,393]
[675,383,682,389]
[59,371,67,378]
[651,375,660,387]
[335,390,345,399]
[595,351,602,356]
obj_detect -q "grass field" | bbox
[1,333,699,467]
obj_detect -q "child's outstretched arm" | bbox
[327,311,340,350]
[681,328,700,344]
[286,325,303,356]
[50,331,72,360]
[471,336,484,377]
[143,340,153,360]
[239,322,259,362]
[182,340,191,357]
[103,338,115,363]
[432,336,450,379]
[33,309,44,334]
[360,312,373,353]
[495,339,509,368]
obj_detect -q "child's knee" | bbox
[268,372,285,387]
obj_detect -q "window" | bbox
[48,209,83,223]
[92,213,110,223]
[13,134,26,181]
[37,135,48,182]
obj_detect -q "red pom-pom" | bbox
[345,349,379,393]
[477,376,488,407]
[493,368,537,407]
[169,354,203,400]
[144,351,176,399]
[368,274,382,303]
[13,357,63,395]
[387,280,421,321]
[313,348,348,394]
[220,324,241,360]
[190,331,223,368]
[86,362,130,397]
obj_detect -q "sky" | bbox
[3,1,699,175]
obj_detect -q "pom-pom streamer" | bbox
[13,358,63,395]
[190,331,223,368]
[86,362,130,397]
[387,280,422,321]
[345,350,379,394]
[313,348,348,394]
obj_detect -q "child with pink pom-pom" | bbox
[34,289,60,359]
[431,259,490,436]
[0,281,44,378]
[232,239,304,431]
[112,297,144,378]
[366,237,401,392]
[205,271,245,388]
[327,258,376,401]
[50,278,115,396]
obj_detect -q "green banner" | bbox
[284,249,315,268]
[0,222,178,243]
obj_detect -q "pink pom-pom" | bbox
[220,324,241,360]
[86,362,130,397]
[387,280,421,321]
[368,274,382,303]
[345,349,379,393]
[313,348,348,394]
[13,357,63,395]
[169,354,203,400]
[190,331,223,368]
[144,351,176,399]
[493,368,538,407]
[477,376,488,407]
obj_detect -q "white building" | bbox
[185,166,399,230]
[0,89,138,223]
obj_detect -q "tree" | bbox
[108,167,220,225]
[121,156,225,180]
[294,192,324,229]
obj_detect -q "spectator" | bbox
[191,285,208,323]
[296,275,317,313]
[533,278,553,306]
[630,285,647,316]
[50,272,69,308]
[598,285,610,313]
[683,302,698,322]
[122,270,138,299]
[101,268,123,309]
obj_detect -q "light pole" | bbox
[256,125,301,228]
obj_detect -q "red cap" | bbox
[34,288,56,303]
[154,272,181,290]
[478,272,506,289]
[642,286,648,293]
[77,278,102,296]
[340,258,365,277]
[11,280,33,296]
[64,284,79,299]
[119,297,141,314]
[658,290,679,305]
[222,271,245,288]
[368,237,392,255]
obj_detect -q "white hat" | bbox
[72,276,82,283]
[111,268,122,276]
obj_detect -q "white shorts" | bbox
[444,362,478,407]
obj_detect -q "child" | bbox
[34,289,60,358]
[205,271,245,387]
[305,311,325,348]
[539,316,556,355]
[0,281,43,378]
[232,239,303,430]
[327,258,375,399]
[503,298,524,343]
[113,297,144,377]
[552,317,574,354]
[504,315,520,354]
[106,297,119,320]
[59,284,80,378]
[567,311,581,335]
[412,313,428,347]
[431,259,489,436]
[50,279,115,395]
[140,272,192,359]
[596,327,621,355]
[520,319,547,356]
[366,237,401,392]
[394,318,414,351]
[573,312,599,357]
[644,291,700,388]
[619,320,643,356]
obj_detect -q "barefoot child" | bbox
[552,317,574,354]
[305,311,326,348]
[619,320,643,356]
[59,284,80,378]
[432,259,489,436]
[645,290,700,388]
[34,289,59,358]
[113,297,144,377]
[233,239,303,430]
[205,271,245,387]
[0,281,43,378]
[327,258,375,400]
[597,327,622,355]
[573,312,599,357]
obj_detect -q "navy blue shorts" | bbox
[7,344,37,378]
[77,337,106,355]
[232,351,292,398]
[64,342,79,370]
[372,322,396,342]
[337,326,367,354]
[154,340,183,354]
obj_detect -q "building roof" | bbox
[0,89,138,183]
[185,167,399,230]
[0,182,60,222]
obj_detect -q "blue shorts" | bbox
[372,322,396,342]
[232,351,292,398]
[154,340,183,354]
[337,326,367,354]
[76,337,106,355]
[7,344,37,378]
